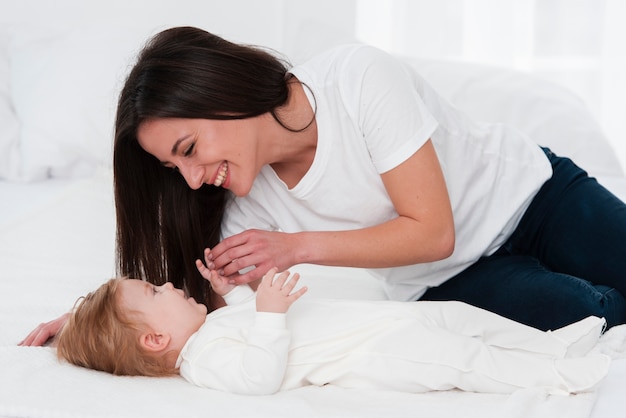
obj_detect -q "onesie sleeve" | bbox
[178,311,290,395]
[222,284,256,305]
[343,46,439,174]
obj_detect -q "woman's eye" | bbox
[160,163,179,172]
[183,143,195,157]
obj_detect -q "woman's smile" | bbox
[213,161,229,187]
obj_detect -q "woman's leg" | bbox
[421,254,626,330]
[504,149,626,294]
[423,149,626,330]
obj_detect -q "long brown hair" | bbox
[56,278,176,377]
[113,27,292,309]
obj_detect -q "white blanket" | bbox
[0,344,616,418]
[1,171,625,418]
[4,323,626,418]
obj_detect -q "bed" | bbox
[2,3,626,417]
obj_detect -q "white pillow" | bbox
[8,24,153,180]
[408,58,624,178]
[0,30,20,180]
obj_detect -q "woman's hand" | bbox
[196,248,236,296]
[206,230,300,285]
[18,312,70,347]
[255,267,307,313]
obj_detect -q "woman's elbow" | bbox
[433,222,455,260]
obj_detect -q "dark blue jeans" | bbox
[421,148,626,331]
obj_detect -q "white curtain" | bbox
[355,0,626,169]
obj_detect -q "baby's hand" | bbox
[196,248,235,296]
[255,267,308,313]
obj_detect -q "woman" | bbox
[20,25,626,346]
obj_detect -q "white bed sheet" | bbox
[1,171,625,418]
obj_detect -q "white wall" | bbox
[1,0,624,175]
[0,0,358,56]
[0,0,285,49]
[354,0,626,172]
[0,0,358,180]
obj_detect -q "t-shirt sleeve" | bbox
[342,46,439,174]
[179,312,290,395]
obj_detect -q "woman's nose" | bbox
[179,163,204,190]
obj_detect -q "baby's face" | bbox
[119,279,207,341]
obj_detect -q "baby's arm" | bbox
[198,246,308,311]
[179,311,291,395]
[196,248,236,296]
[197,249,257,305]
[255,267,308,313]
[181,267,307,395]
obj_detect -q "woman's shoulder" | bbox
[290,43,404,87]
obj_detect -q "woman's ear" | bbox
[140,332,171,353]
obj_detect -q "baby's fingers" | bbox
[196,259,211,280]
[272,270,292,289]
[280,272,301,294]
[196,249,217,280]
[261,267,279,286]
[203,248,215,269]
[289,285,308,302]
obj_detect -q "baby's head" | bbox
[57,278,207,377]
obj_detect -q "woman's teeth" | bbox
[214,162,228,187]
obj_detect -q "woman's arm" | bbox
[18,312,70,347]
[211,140,454,284]
[303,139,455,266]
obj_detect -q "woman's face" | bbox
[137,117,262,197]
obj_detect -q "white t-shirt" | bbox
[221,44,552,301]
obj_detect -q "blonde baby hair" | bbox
[56,278,177,377]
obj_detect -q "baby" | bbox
[56,253,610,396]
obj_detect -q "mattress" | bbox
[1,170,625,418]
